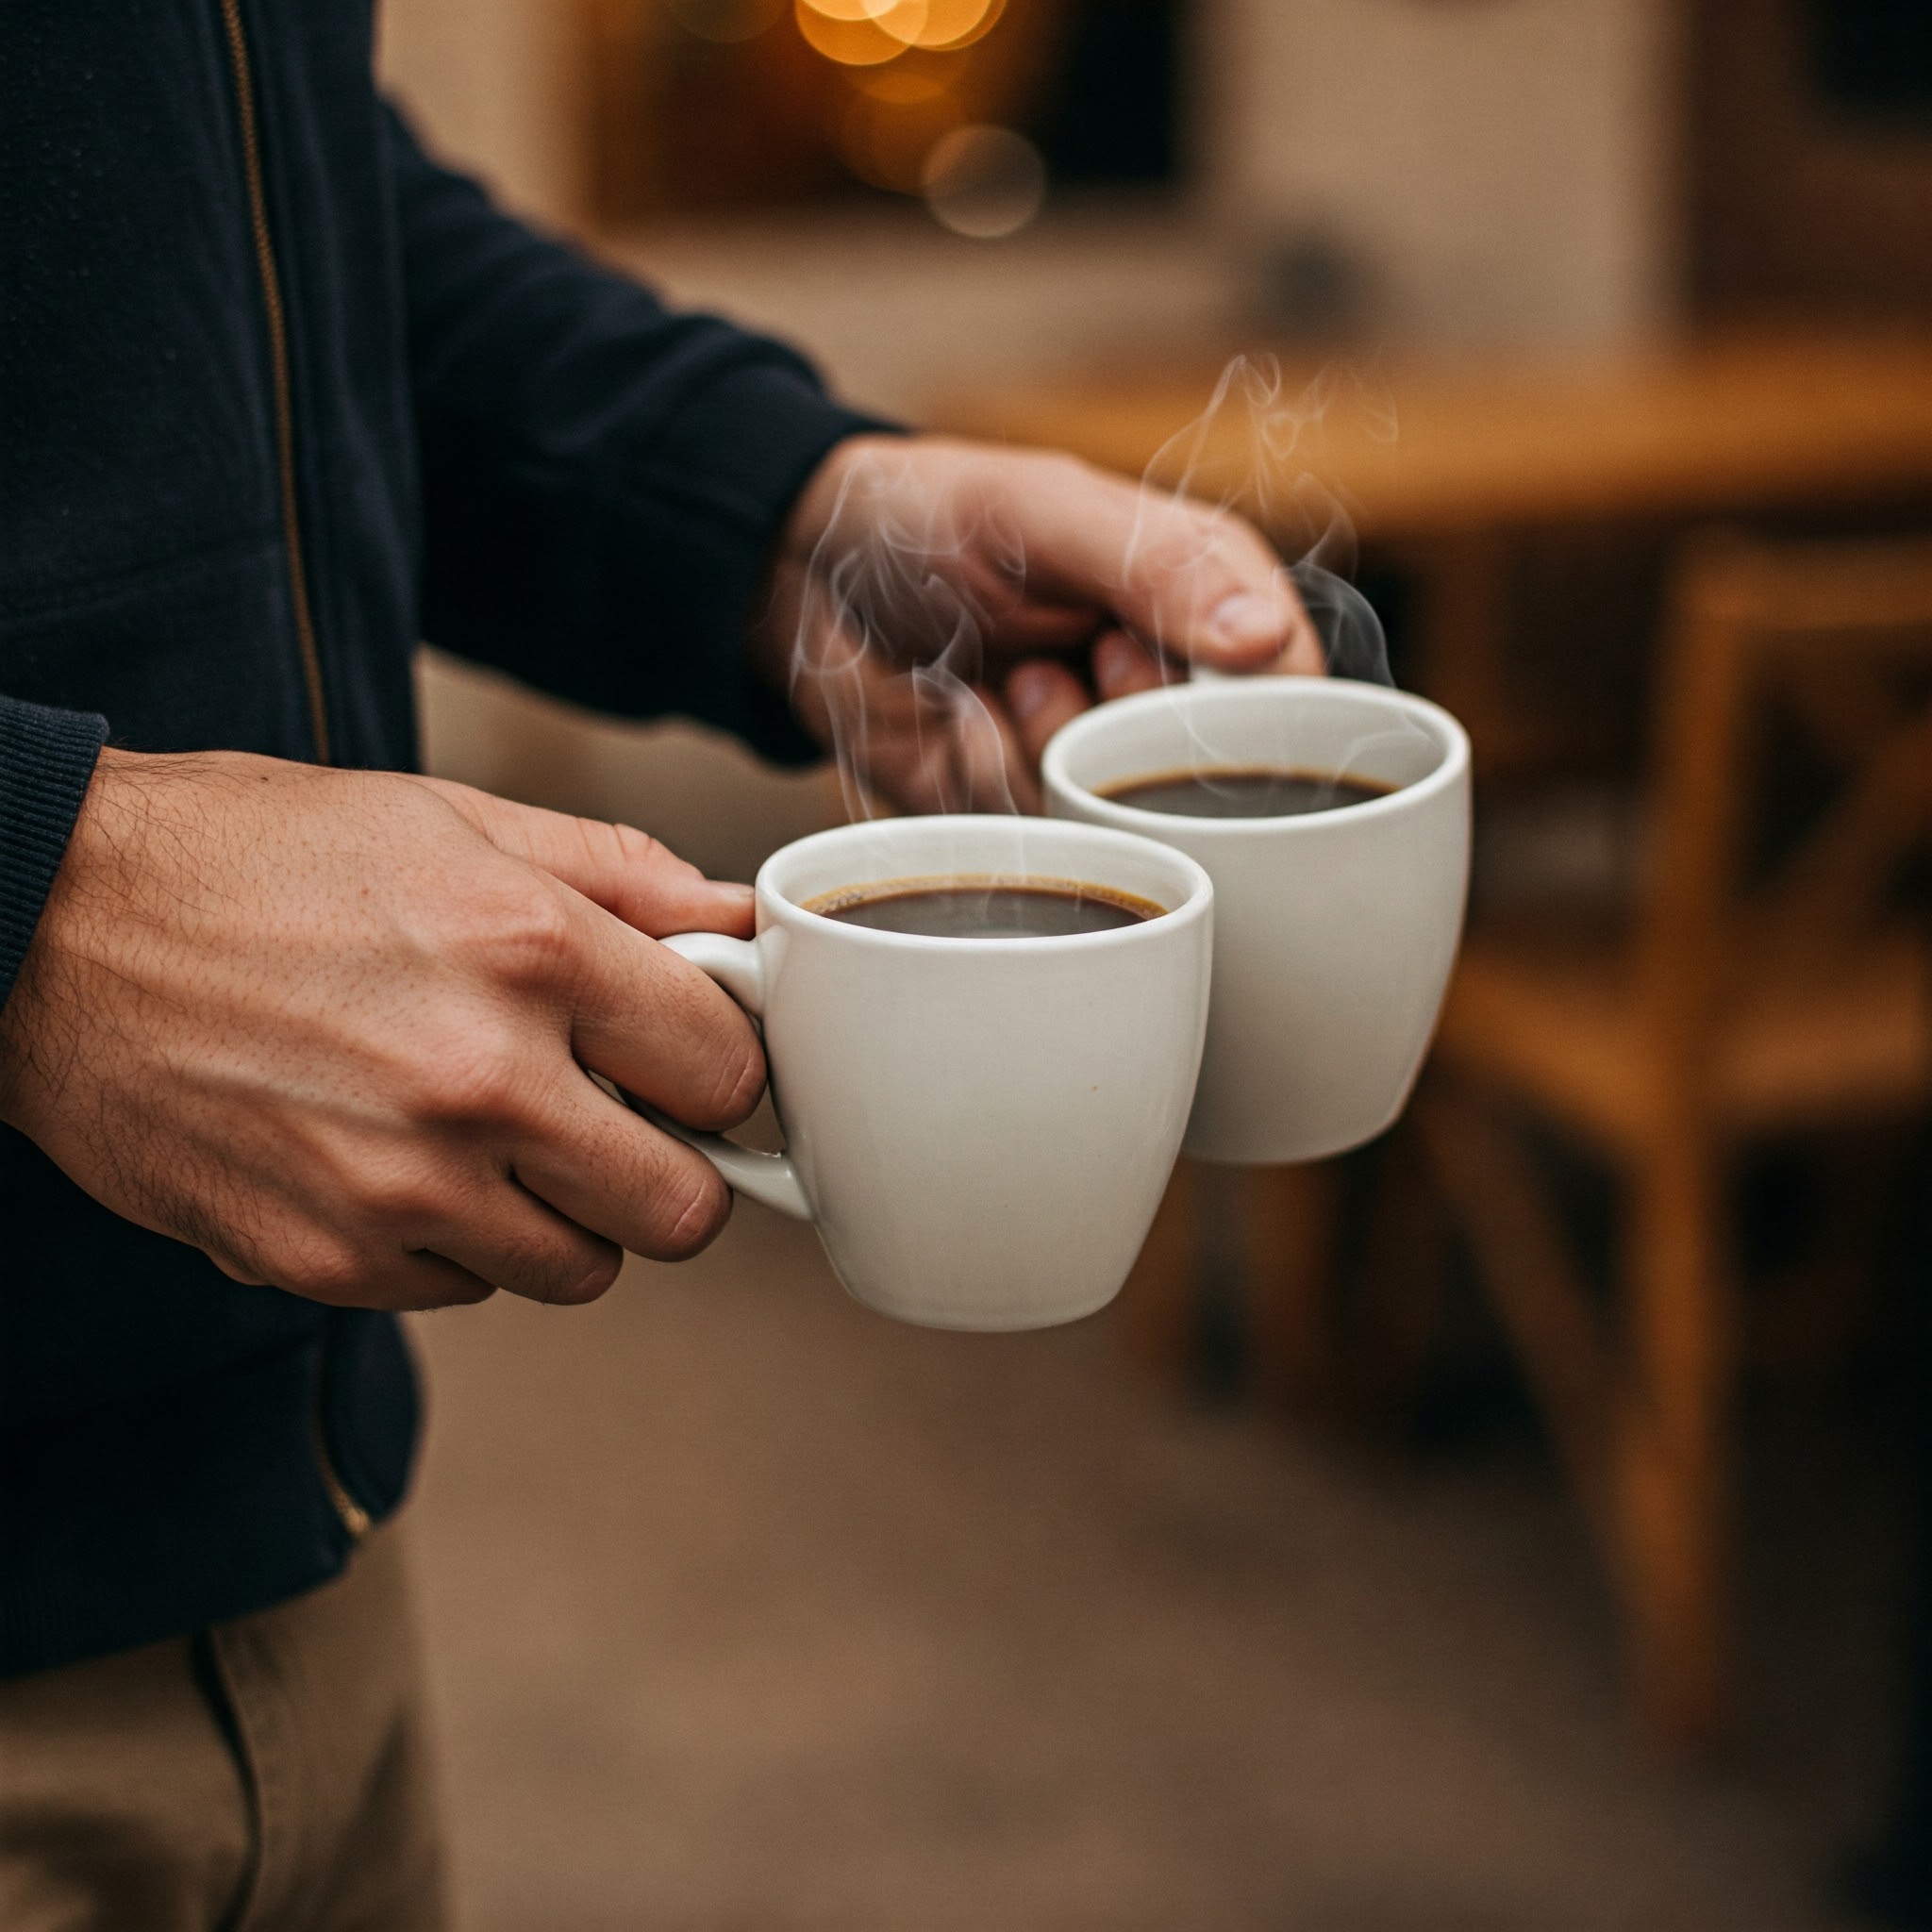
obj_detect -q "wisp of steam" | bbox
[785,444,1034,823]
[788,353,1404,826]
[1134,353,1394,690]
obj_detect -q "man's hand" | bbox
[0,751,763,1310]
[758,437,1323,814]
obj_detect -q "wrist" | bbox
[0,747,215,1086]
[750,431,912,699]
[773,432,903,564]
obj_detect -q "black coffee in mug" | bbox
[1100,765,1396,819]
[806,875,1162,939]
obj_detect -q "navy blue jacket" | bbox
[0,0,869,1675]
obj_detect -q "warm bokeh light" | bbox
[921,123,1044,237]
[885,0,1003,52]
[838,71,965,192]
[793,0,923,66]
[666,0,787,42]
[795,0,892,20]
[850,66,953,104]
[794,0,1004,74]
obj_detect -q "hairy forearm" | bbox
[2,747,763,1308]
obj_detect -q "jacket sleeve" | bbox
[0,696,108,1014]
[385,105,889,761]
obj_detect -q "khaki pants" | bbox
[0,1524,445,1932]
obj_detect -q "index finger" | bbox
[414,780,757,941]
[1003,633,1168,772]
[562,894,766,1133]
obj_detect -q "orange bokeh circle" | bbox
[794,0,924,65]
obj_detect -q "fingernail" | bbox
[1208,592,1283,646]
[1093,631,1140,682]
[1006,663,1055,721]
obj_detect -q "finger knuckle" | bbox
[355,1162,451,1235]
[1142,526,1213,582]
[418,1022,538,1126]
[1039,449,1091,491]
[433,1276,498,1309]
[503,1229,621,1307]
[554,1244,624,1306]
[483,881,577,985]
[705,1036,767,1131]
[654,975,766,1133]
[653,1162,732,1260]
[609,821,669,873]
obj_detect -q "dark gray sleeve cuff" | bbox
[618,365,903,767]
[0,697,109,1012]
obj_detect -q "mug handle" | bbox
[623,930,812,1222]
[1191,562,1393,688]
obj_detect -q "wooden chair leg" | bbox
[1241,1160,1344,1420]
[1615,1134,1734,1751]
[1408,532,1507,731]
[1350,1129,1453,1424]
[1414,1089,1613,1533]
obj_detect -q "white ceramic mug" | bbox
[1042,680,1470,1165]
[647,815,1214,1330]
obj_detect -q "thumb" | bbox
[412,777,756,939]
[1002,455,1316,673]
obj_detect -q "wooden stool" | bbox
[1416,530,1932,1748]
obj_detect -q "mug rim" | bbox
[754,812,1214,953]
[1041,679,1471,839]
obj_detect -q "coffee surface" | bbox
[807,875,1161,939]
[1101,765,1396,819]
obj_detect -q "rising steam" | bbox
[789,354,1399,821]
[785,444,1032,822]
[1136,353,1395,690]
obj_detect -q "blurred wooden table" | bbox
[936,329,1932,767]
[949,333,1932,1721]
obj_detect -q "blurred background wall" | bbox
[381,0,1681,389]
[1205,0,1677,349]
[379,0,578,224]
[382,0,1684,861]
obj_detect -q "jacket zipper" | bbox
[312,1407,374,1542]
[217,0,361,1545]
[216,0,332,765]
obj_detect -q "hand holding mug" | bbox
[758,436,1323,815]
[640,814,1214,1329]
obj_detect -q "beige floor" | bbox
[406,1201,1897,1932]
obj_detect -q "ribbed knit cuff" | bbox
[624,365,904,767]
[0,696,109,1013]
